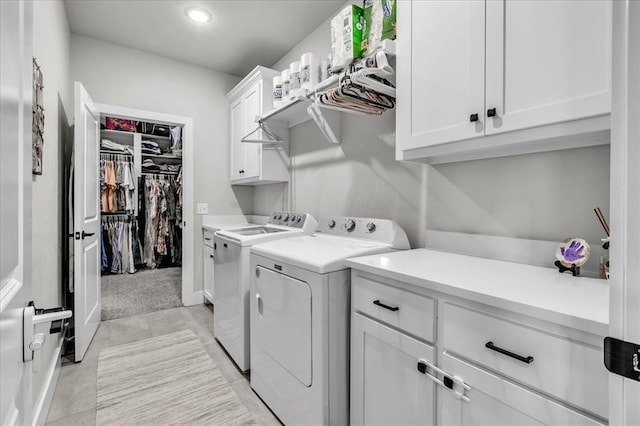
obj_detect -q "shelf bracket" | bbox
[307,103,341,144]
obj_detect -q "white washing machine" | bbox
[249,216,410,425]
[213,211,317,372]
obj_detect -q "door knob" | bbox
[487,108,497,118]
[82,231,95,239]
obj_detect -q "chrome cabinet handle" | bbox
[485,341,534,364]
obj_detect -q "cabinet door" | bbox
[230,98,244,181]
[203,245,214,304]
[241,82,262,179]
[485,0,611,135]
[396,0,485,151]
[351,313,436,426]
[438,353,605,426]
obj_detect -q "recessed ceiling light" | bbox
[185,7,211,23]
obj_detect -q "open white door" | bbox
[73,82,101,362]
[609,1,640,424]
[1,0,33,423]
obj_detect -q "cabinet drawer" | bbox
[352,275,435,343]
[440,353,605,426]
[442,303,607,419]
[203,230,214,248]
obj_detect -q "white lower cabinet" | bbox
[350,313,436,426]
[203,245,214,303]
[203,230,215,304]
[439,353,604,426]
[350,271,607,426]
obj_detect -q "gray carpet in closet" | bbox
[101,267,182,320]
[96,329,255,425]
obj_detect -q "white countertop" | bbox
[345,249,609,336]
[201,214,269,232]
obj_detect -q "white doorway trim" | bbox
[95,103,198,306]
[609,1,640,424]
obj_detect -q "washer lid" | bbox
[216,225,306,246]
[251,234,395,274]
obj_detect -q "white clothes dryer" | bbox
[249,216,410,425]
[213,211,317,372]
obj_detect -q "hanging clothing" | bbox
[142,174,183,268]
[100,215,143,275]
[100,153,135,214]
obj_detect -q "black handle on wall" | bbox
[487,108,497,118]
[470,113,479,122]
[373,300,399,312]
[485,341,534,364]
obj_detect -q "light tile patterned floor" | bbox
[46,304,281,425]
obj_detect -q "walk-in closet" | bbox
[98,117,184,320]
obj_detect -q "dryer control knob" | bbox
[346,219,356,232]
[296,215,302,223]
[328,220,336,229]
[366,222,376,233]
[283,213,290,221]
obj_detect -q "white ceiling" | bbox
[64,0,344,77]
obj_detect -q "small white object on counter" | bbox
[345,248,609,335]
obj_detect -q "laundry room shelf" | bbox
[247,40,397,145]
[261,97,313,128]
[140,134,171,142]
[141,153,182,161]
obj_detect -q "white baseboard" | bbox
[182,290,204,307]
[32,337,63,426]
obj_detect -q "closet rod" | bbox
[141,172,179,176]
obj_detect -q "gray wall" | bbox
[70,34,246,292]
[32,0,72,412]
[255,7,611,249]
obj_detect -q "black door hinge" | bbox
[604,336,640,381]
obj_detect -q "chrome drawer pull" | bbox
[373,300,399,312]
[485,341,534,364]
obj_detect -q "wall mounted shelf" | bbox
[244,40,397,146]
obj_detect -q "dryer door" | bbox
[254,266,312,386]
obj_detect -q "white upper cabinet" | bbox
[226,66,289,185]
[397,1,486,148]
[396,0,612,164]
[484,0,611,135]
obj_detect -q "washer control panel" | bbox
[316,217,410,248]
[268,211,317,230]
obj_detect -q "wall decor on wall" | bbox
[32,57,44,175]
